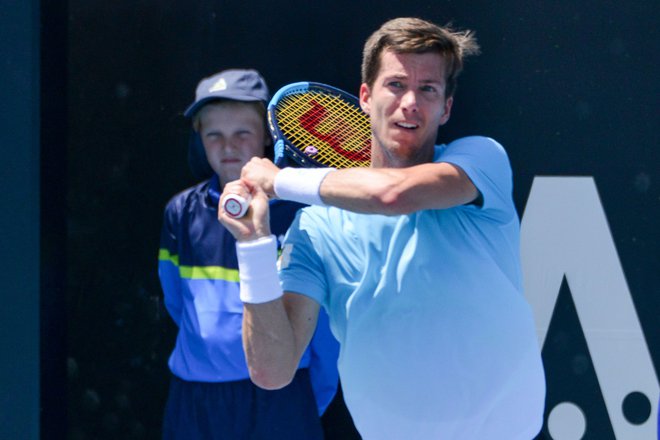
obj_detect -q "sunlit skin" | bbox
[360,50,453,168]
[197,102,271,188]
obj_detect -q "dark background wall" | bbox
[1,0,657,439]
[1,0,41,439]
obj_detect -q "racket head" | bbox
[267,82,371,169]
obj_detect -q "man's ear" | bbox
[359,83,371,115]
[439,96,453,126]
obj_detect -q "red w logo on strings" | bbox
[298,100,370,162]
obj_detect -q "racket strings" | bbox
[276,91,371,168]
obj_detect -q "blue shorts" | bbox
[162,368,324,440]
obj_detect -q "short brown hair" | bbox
[361,17,480,98]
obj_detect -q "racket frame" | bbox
[267,82,370,168]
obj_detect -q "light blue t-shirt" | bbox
[279,136,546,439]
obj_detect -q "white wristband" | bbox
[236,235,283,304]
[273,167,335,206]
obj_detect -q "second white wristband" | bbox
[236,235,283,304]
[273,167,335,206]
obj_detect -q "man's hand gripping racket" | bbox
[221,82,371,218]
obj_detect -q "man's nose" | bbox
[401,90,419,112]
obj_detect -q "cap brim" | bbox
[183,94,266,118]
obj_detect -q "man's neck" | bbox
[370,141,435,168]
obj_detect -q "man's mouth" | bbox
[395,121,418,129]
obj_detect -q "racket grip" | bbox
[222,194,251,218]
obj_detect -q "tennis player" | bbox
[220,18,546,439]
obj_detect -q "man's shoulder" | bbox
[285,205,341,236]
[437,136,510,170]
[440,136,505,153]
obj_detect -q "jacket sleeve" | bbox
[308,307,340,415]
[158,200,183,326]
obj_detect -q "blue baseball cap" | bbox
[184,69,269,117]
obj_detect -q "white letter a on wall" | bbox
[520,176,658,439]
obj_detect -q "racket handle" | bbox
[222,194,251,218]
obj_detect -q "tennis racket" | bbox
[222,81,372,218]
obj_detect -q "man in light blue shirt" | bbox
[219,17,546,440]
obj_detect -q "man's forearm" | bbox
[242,292,320,389]
[276,164,478,215]
[242,300,301,390]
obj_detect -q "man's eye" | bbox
[388,81,403,88]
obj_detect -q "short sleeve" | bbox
[439,136,514,222]
[278,209,328,305]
